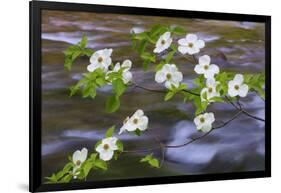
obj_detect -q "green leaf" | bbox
[63,44,82,71]
[143,60,150,71]
[140,154,160,168]
[135,129,142,136]
[82,161,93,177]
[116,140,123,152]
[138,40,147,54]
[94,159,107,170]
[193,75,205,87]
[112,79,127,96]
[165,91,175,101]
[105,95,120,113]
[105,125,115,138]
[83,48,94,57]
[82,82,96,99]
[171,26,186,35]
[60,174,72,183]
[165,50,176,63]
[210,96,225,103]
[96,77,107,87]
[95,140,102,150]
[194,97,208,115]
[141,52,156,62]
[148,158,160,168]
[79,35,88,49]
[155,61,165,72]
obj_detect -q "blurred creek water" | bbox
[41,10,265,182]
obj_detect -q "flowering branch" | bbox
[45,24,266,184]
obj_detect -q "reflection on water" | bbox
[41,10,265,182]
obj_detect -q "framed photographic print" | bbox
[29,1,271,192]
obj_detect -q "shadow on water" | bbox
[41,10,266,182]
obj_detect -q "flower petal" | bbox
[194,64,205,74]
[122,59,132,71]
[178,38,189,46]
[87,63,99,72]
[205,113,215,124]
[209,64,220,74]
[194,115,201,126]
[199,55,211,65]
[233,74,244,84]
[186,46,199,55]
[228,87,239,97]
[186,34,198,42]
[139,116,149,131]
[238,84,249,97]
[134,109,144,117]
[103,48,113,57]
[204,69,216,79]
[96,144,104,153]
[89,52,99,64]
[200,124,212,133]
[99,150,114,161]
[126,122,136,132]
[178,46,189,54]
[155,70,166,83]
[200,88,208,102]
[153,46,164,53]
[165,81,179,89]
[206,78,216,87]
[172,71,183,82]
[113,62,121,71]
[72,150,81,163]
[122,71,132,84]
[162,31,171,40]
[80,148,88,163]
[195,39,205,49]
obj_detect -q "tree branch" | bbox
[123,110,243,153]
[224,96,265,122]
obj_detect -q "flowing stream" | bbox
[41,10,265,182]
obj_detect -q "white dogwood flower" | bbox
[155,64,183,89]
[153,32,173,53]
[72,148,88,178]
[194,55,219,79]
[87,48,113,72]
[228,74,249,97]
[119,109,149,134]
[178,34,205,55]
[96,137,118,161]
[200,78,220,102]
[194,112,215,133]
[106,59,133,84]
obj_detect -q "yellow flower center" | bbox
[103,144,109,150]
[98,57,103,63]
[204,65,209,70]
[161,39,166,45]
[166,73,172,80]
[208,87,213,93]
[133,118,138,124]
[234,85,240,90]
[200,117,205,123]
[76,160,81,166]
[188,43,194,48]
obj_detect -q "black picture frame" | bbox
[29,1,271,192]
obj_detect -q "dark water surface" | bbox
[41,10,265,182]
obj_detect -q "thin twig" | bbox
[123,110,242,152]
[225,96,265,122]
[131,82,166,93]
[131,82,200,96]
[164,110,242,148]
